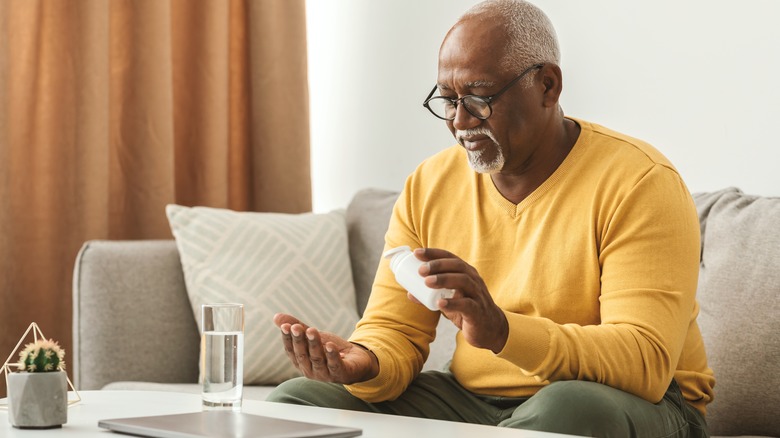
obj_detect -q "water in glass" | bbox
[202,331,244,410]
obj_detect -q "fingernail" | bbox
[306,332,315,341]
[419,262,430,275]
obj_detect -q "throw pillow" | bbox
[166,204,360,385]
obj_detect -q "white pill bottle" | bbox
[382,246,454,311]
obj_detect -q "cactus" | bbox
[16,339,66,372]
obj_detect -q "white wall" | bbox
[306,0,780,212]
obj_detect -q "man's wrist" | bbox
[349,341,380,381]
[490,310,510,354]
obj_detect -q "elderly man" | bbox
[268,0,715,436]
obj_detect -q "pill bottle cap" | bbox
[382,246,411,260]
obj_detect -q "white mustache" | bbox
[455,128,499,146]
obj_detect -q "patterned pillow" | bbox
[166,204,359,385]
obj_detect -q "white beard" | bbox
[456,128,504,174]
[467,147,505,174]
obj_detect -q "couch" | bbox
[72,187,779,437]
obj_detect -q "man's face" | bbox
[437,18,544,175]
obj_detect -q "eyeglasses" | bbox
[422,63,544,121]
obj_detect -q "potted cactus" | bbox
[6,338,68,428]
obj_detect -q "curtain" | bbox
[0,0,310,397]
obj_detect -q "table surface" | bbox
[0,390,575,437]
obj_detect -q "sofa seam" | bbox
[71,240,93,390]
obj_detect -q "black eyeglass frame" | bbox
[422,63,544,121]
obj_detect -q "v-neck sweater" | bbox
[347,119,715,415]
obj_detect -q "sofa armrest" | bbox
[72,240,199,390]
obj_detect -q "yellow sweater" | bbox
[347,119,715,415]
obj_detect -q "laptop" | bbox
[98,410,362,438]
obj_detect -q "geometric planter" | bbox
[7,370,67,428]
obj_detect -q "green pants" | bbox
[267,371,708,437]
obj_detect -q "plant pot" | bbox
[6,370,68,428]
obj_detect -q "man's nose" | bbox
[451,103,482,131]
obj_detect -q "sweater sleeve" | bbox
[344,178,441,402]
[496,164,701,402]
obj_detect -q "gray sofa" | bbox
[72,187,779,437]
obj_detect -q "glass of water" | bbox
[200,303,244,411]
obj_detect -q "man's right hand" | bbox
[273,313,379,384]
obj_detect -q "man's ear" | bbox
[540,63,563,108]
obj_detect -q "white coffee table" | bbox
[0,390,575,437]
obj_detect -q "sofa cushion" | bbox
[166,205,360,385]
[693,188,780,437]
[73,240,200,390]
[346,188,399,315]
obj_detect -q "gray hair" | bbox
[461,0,560,74]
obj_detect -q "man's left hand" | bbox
[414,247,509,354]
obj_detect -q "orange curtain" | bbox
[0,0,310,396]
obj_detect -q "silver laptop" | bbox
[98,410,362,438]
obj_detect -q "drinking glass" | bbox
[200,303,244,411]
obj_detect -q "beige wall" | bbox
[306,0,780,212]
